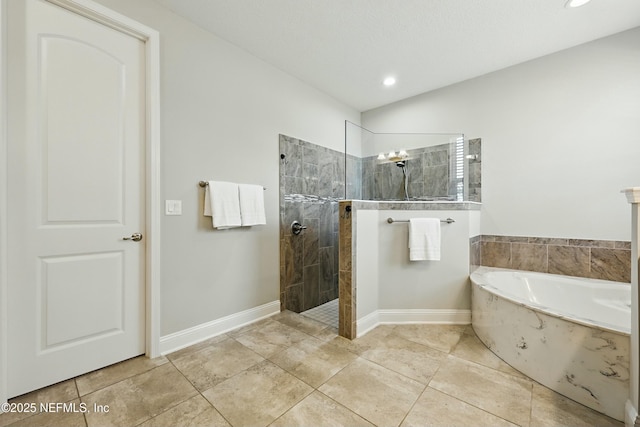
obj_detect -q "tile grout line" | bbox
[164,352,236,427]
[435,344,538,425]
[313,387,379,427]
[76,355,171,398]
[130,362,200,427]
[260,326,361,425]
[73,379,88,427]
[528,381,535,427]
[224,314,344,426]
[397,378,430,427]
[8,315,622,427]
[402,327,528,426]
[162,316,325,426]
[157,333,266,427]
[428,379,529,427]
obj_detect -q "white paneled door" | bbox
[7,0,146,397]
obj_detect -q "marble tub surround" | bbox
[279,135,343,313]
[471,267,630,334]
[471,274,630,422]
[471,234,631,282]
[0,316,622,427]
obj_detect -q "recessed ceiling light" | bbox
[565,0,591,8]
[383,76,396,86]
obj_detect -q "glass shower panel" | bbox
[345,121,471,201]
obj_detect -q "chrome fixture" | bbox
[291,221,307,235]
[199,181,266,190]
[376,150,410,199]
[123,232,143,241]
[387,217,455,224]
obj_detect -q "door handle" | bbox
[123,232,143,242]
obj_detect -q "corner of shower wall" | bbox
[338,200,355,339]
[279,134,344,313]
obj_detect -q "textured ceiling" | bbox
[153,0,640,112]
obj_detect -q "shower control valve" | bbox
[291,221,307,236]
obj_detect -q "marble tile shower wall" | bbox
[361,143,452,200]
[279,135,345,313]
[470,235,631,283]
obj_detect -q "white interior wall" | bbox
[376,210,475,310]
[363,134,461,158]
[355,210,379,320]
[362,28,640,242]
[354,207,479,332]
[92,0,360,336]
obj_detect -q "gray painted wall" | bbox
[92,0,360,335]
[363,28,640,242]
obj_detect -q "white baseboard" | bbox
[378,309,471,324]
[356,311,380,338]
[625,400,638,427]
[159,300,280,355]
[356,309,471,338]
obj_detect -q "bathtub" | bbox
[471,267,630,422]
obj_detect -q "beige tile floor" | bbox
[0,311,624,427]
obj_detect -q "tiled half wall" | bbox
[279,135,343,313]
[470,235,631,283]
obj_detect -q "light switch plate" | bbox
[165,200,182,215]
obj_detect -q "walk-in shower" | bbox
[344,121,481,202]
[279,134,343,315]
[278,126,481,320]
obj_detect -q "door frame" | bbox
[0,0,161,404]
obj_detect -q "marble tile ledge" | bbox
[345,199,481,211]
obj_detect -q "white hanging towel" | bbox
[239,184,266,226]
[204,181,241,229]
[408,218,441,261]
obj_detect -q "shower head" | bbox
[395,161,406,168]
